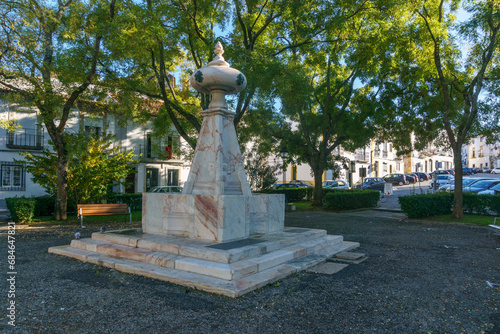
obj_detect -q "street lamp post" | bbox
[279,147,289,184]
[279,147,289,206]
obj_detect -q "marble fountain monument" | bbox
[49,42,359,297]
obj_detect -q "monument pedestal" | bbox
[142,193,284,242]
[49,227,359,297]
[48,42,360,296]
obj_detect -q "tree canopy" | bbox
[374,0,500,218]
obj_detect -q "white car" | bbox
[430,175,454,188]
[491,167,500,174]
[322,180,349,189]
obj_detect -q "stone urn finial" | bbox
[190,42,246,110]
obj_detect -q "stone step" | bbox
[90,227,332,264]
[49,237,359,298]
[65,234,346,281]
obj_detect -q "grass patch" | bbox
[28,211,142,226]
[288,201,323,211]
[425,214,497,226]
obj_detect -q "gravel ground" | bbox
[0,211,499,334]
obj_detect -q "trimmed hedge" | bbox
[6,197,36,223]
[323,189,380,211]
[398,193,453,219]
[258,187,309,203]
[399,193,500,219]
[107,193,143,212]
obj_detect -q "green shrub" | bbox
[487,195,500,215]
[462,193,490,215]
[398,193,453,219]
[257,187,308,203]
[107,193,143,212]
[398,192,500,218]
[6,198,36,223]
[33,196,56,217]
[323,189,380,211]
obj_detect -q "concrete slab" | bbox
[307,262,349,275]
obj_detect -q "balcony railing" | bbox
[374,149,381,157]
[6,128,44,150]
[355,154,368,162]
[382,150,388,158]
[137,144,178,161]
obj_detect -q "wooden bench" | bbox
[489,217,500,231]
[77,203,131,228]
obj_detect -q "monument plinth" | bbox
[49,43,359,297]
[142,42,283,242]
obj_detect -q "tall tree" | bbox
[100,0,322,150]
[0,0,118,220]
[269,0,389,206]
[377,0,500,218]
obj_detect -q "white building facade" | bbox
[0,99,191,200]
[466,136,500,170]
[275,136,455,187]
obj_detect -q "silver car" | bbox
[464,180,500,193]
[430,175,454,188]
[439,178,493,192]
[322,180,349,189]
[148,186,183,193]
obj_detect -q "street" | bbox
[376,172,500,211]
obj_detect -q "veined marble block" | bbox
[142,192,284,242]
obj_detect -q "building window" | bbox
[85,125,101,137]
[292,166,297,180]
[167,169,179,186]
[0,163,25,191]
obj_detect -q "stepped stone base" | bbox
[49,227,359,297]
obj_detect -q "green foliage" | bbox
[259,187,309,203]
[107,194,143,212]
[399,193,454,219]
[399,193,500,219]
[20,133,137,205]
[6,198,36,223]
[323,190,380,211]
[242,144,279,191]
[32,196,56,217]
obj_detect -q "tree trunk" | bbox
[50,131,69,221]
[451,146,463,219]
[54,155,69,221]
[312,167,324,207]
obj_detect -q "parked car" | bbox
[430,175,455,188]
[446,169,455,175]
[491,167,500,174]
[463,179,500,193]
[322,180,349,189]
[439,178,493,192]
[354,177,386,192]
[288,180,314,187]
[481,167,491,173]
[414,172,431,181]
[383,173,407,186]
[405,173,418,184]
[462,167,474,175]
[434,170,452,176]
[275,183,300,189]
[478,183,500,195]
[148,186,183,193]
